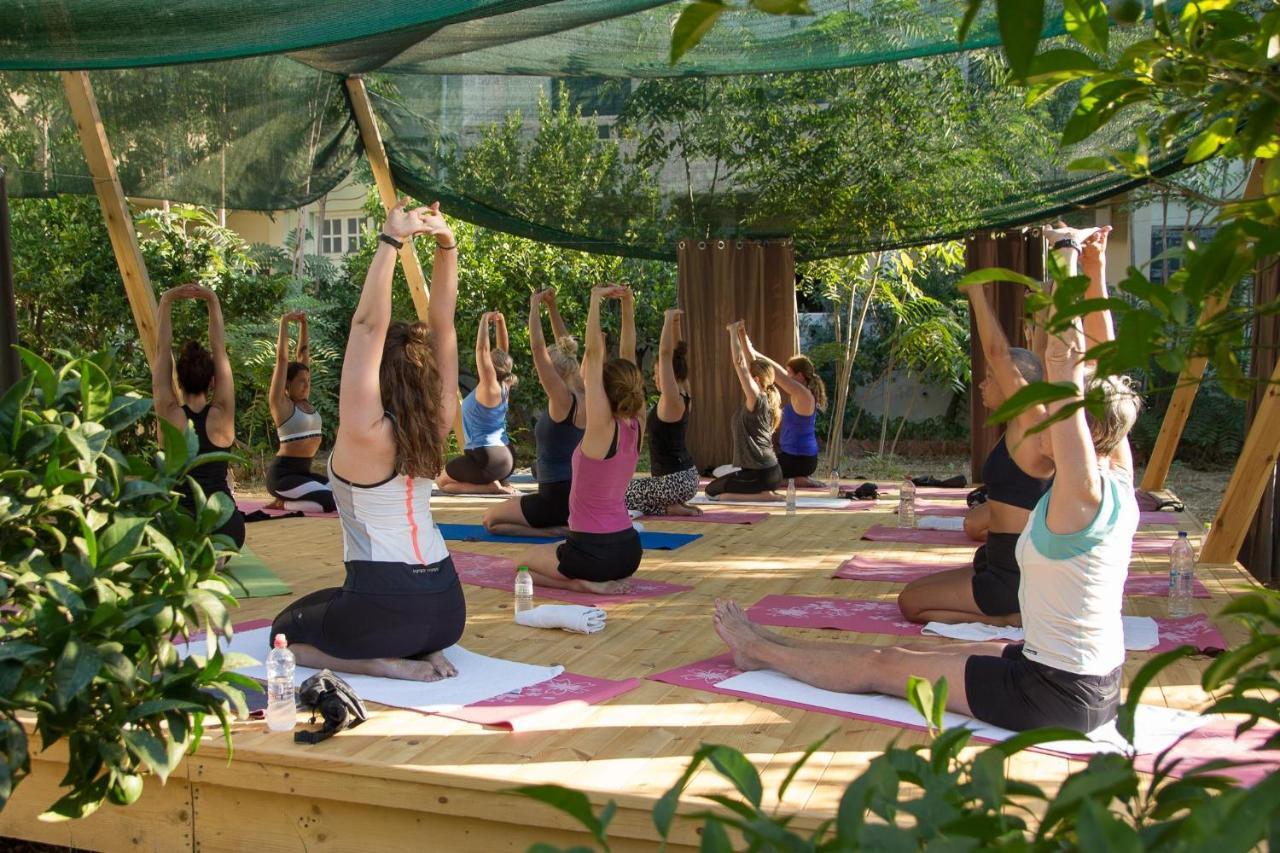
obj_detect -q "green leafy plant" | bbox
[0,350,259,818]
[510,590,1280,850]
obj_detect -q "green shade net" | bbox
[0,0,1192,259]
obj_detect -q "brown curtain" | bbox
[678,239,797,470]
[1240,256,1280,584]
[965,231,1044,483]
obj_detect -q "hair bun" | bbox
[555,336,580,357]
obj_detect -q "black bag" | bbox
[967,486,989,508]
[293,669,369,744]
[849,482,879,501]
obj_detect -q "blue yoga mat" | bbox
[436,523,701,551]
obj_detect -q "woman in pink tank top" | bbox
[517,285,646,594]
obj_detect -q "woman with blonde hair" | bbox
[484,288,585,536]
[704,321,784,500]
[437,310,518,494]
[515,285,645,594]
[739,332,828,488]
[270,201,465,681]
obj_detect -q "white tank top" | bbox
[327,458,449,567]
[1014,466,1138,676]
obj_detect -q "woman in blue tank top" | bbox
[738,333,828,487]
[485,288,586,536]
[437,310,518,494]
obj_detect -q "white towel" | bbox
[711,464,742,478]
[921,615,1159,651]
[632,520,646,532]
[916,516,965,531]
[515,604,607,634]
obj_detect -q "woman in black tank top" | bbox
[625,308,701,516]
[151,284,245,550]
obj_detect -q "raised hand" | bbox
[383,199,453,244]
[541,287,557,305]
[1043,220,1101,248]
[1080,225,1111,269]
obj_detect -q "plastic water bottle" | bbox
[265,633,296,733]
[515,565,535,615]
[898,478,916,528]
[829,468,841,498]
[1168,532,1196,617]
[786,478,797,515]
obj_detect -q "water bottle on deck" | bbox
[515,565,535,615]
[1168,532,1195,618]
[829,468,841,498]
[898,479,916,529]
[786,478,797,515]
[265,633,296,733]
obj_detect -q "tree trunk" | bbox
[888,372,918,457]
[826,252,882,474]
[877,351,897,457]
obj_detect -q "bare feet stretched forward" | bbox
[717,599,793,647]
[713,599,770,672]
[576,578,632,595]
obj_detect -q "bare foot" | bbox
[493,481,520,495]
[574,578,632,595]
[383,657,450,682]
[713,599,770,671]
[265,498,285,510]
[719,599,794,647]
[663,503,703,517]
[424,650,457,678]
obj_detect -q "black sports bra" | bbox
[982,435,1051,510]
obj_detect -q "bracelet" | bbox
[378,232,403,250]
[1051,237,1082,253]
[436,241,457,250]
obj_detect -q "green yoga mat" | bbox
[222,546,291,598]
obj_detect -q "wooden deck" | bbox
[0,488,1260,852]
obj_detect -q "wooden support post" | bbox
[60,71,159,365]
[1139,294,1228,492]
[1201,355,1280,563]
[345,76,465,446]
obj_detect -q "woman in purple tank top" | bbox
[516,285,646,594]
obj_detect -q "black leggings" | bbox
[778,452,818,479]
[271,557,467,660]
[706,464,783,497]
[446,445,516,484]
[266,455,336,513]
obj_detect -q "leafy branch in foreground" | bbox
[0,350,259,818]
[511,590,1280,850]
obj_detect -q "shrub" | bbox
[0,350,257,818]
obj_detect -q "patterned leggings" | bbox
[625,467,700,516]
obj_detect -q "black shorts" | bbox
[971,532,1021,616]
[705,464,784,497]
[271,556,467,660]
[446,445,515,484]
[778,451,818,479]
[521,480,572,528]
[556,528,642,583]
[965,643,1121,732]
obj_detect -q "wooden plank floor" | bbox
[1,488,1260,852]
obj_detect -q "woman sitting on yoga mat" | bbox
[264,310,335,514]
[271,200,465,682]
[713,294,1142,733]
[152,283,245,550]
[436,310,518,495]
[515,285,645,594]
[483,288,585,536]
[625,308,701,517]
[738,331,827,489]
[898,225,1111,627]
[704,321,784,500]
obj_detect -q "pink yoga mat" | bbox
[1131,536,1181,556]
[638,511,769,525]
[748,595,920,636]
[1123,573,1210,599]
[1149,614,1226,652]
[1136,490,1160,511]
[1132,719,1280,787]
[862,525,975,546]
[1139,511,1182,526]
[442,672,642,731]
[237,498,337,519]
[832,554,972,583]
[450,550,692,606]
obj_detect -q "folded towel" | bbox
[515,604,607,634]
[921,615,1159,651]
[711,464,741,478]
[917,516,966,531]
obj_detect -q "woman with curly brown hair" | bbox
[704,321,784,501]
[515,285,646,594]
[270,201,466,682]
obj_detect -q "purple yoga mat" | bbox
[832,553,971,583]
[1131,719,1280,787]
[450,550,691,606]
[638,511,769,525]
[862,525,975,546]
[747,595,920,635]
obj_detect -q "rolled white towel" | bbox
[515,604,608,634]
[917,516,966,531]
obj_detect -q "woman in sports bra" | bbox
[484,288,585,536]
[270,201,465,681]
[436,310,518,495]
[626,308,700,517]
[151,283,245,551]
[515,285,646,594]
[738,332,828,488]
[704,321,784,500]
[265,310,335,513]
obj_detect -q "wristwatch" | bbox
[1051,237,1082,253]
[378,232,403,250]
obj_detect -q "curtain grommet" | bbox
[717,240,726,249]
[698,241,707,250]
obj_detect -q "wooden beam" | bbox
[1139,294,1228,491]
[1202,353,1280,563]
[345,76,465,446]
[345,76,430,321]
[60,71,159,365]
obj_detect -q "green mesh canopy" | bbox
[0,0,1194,259]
